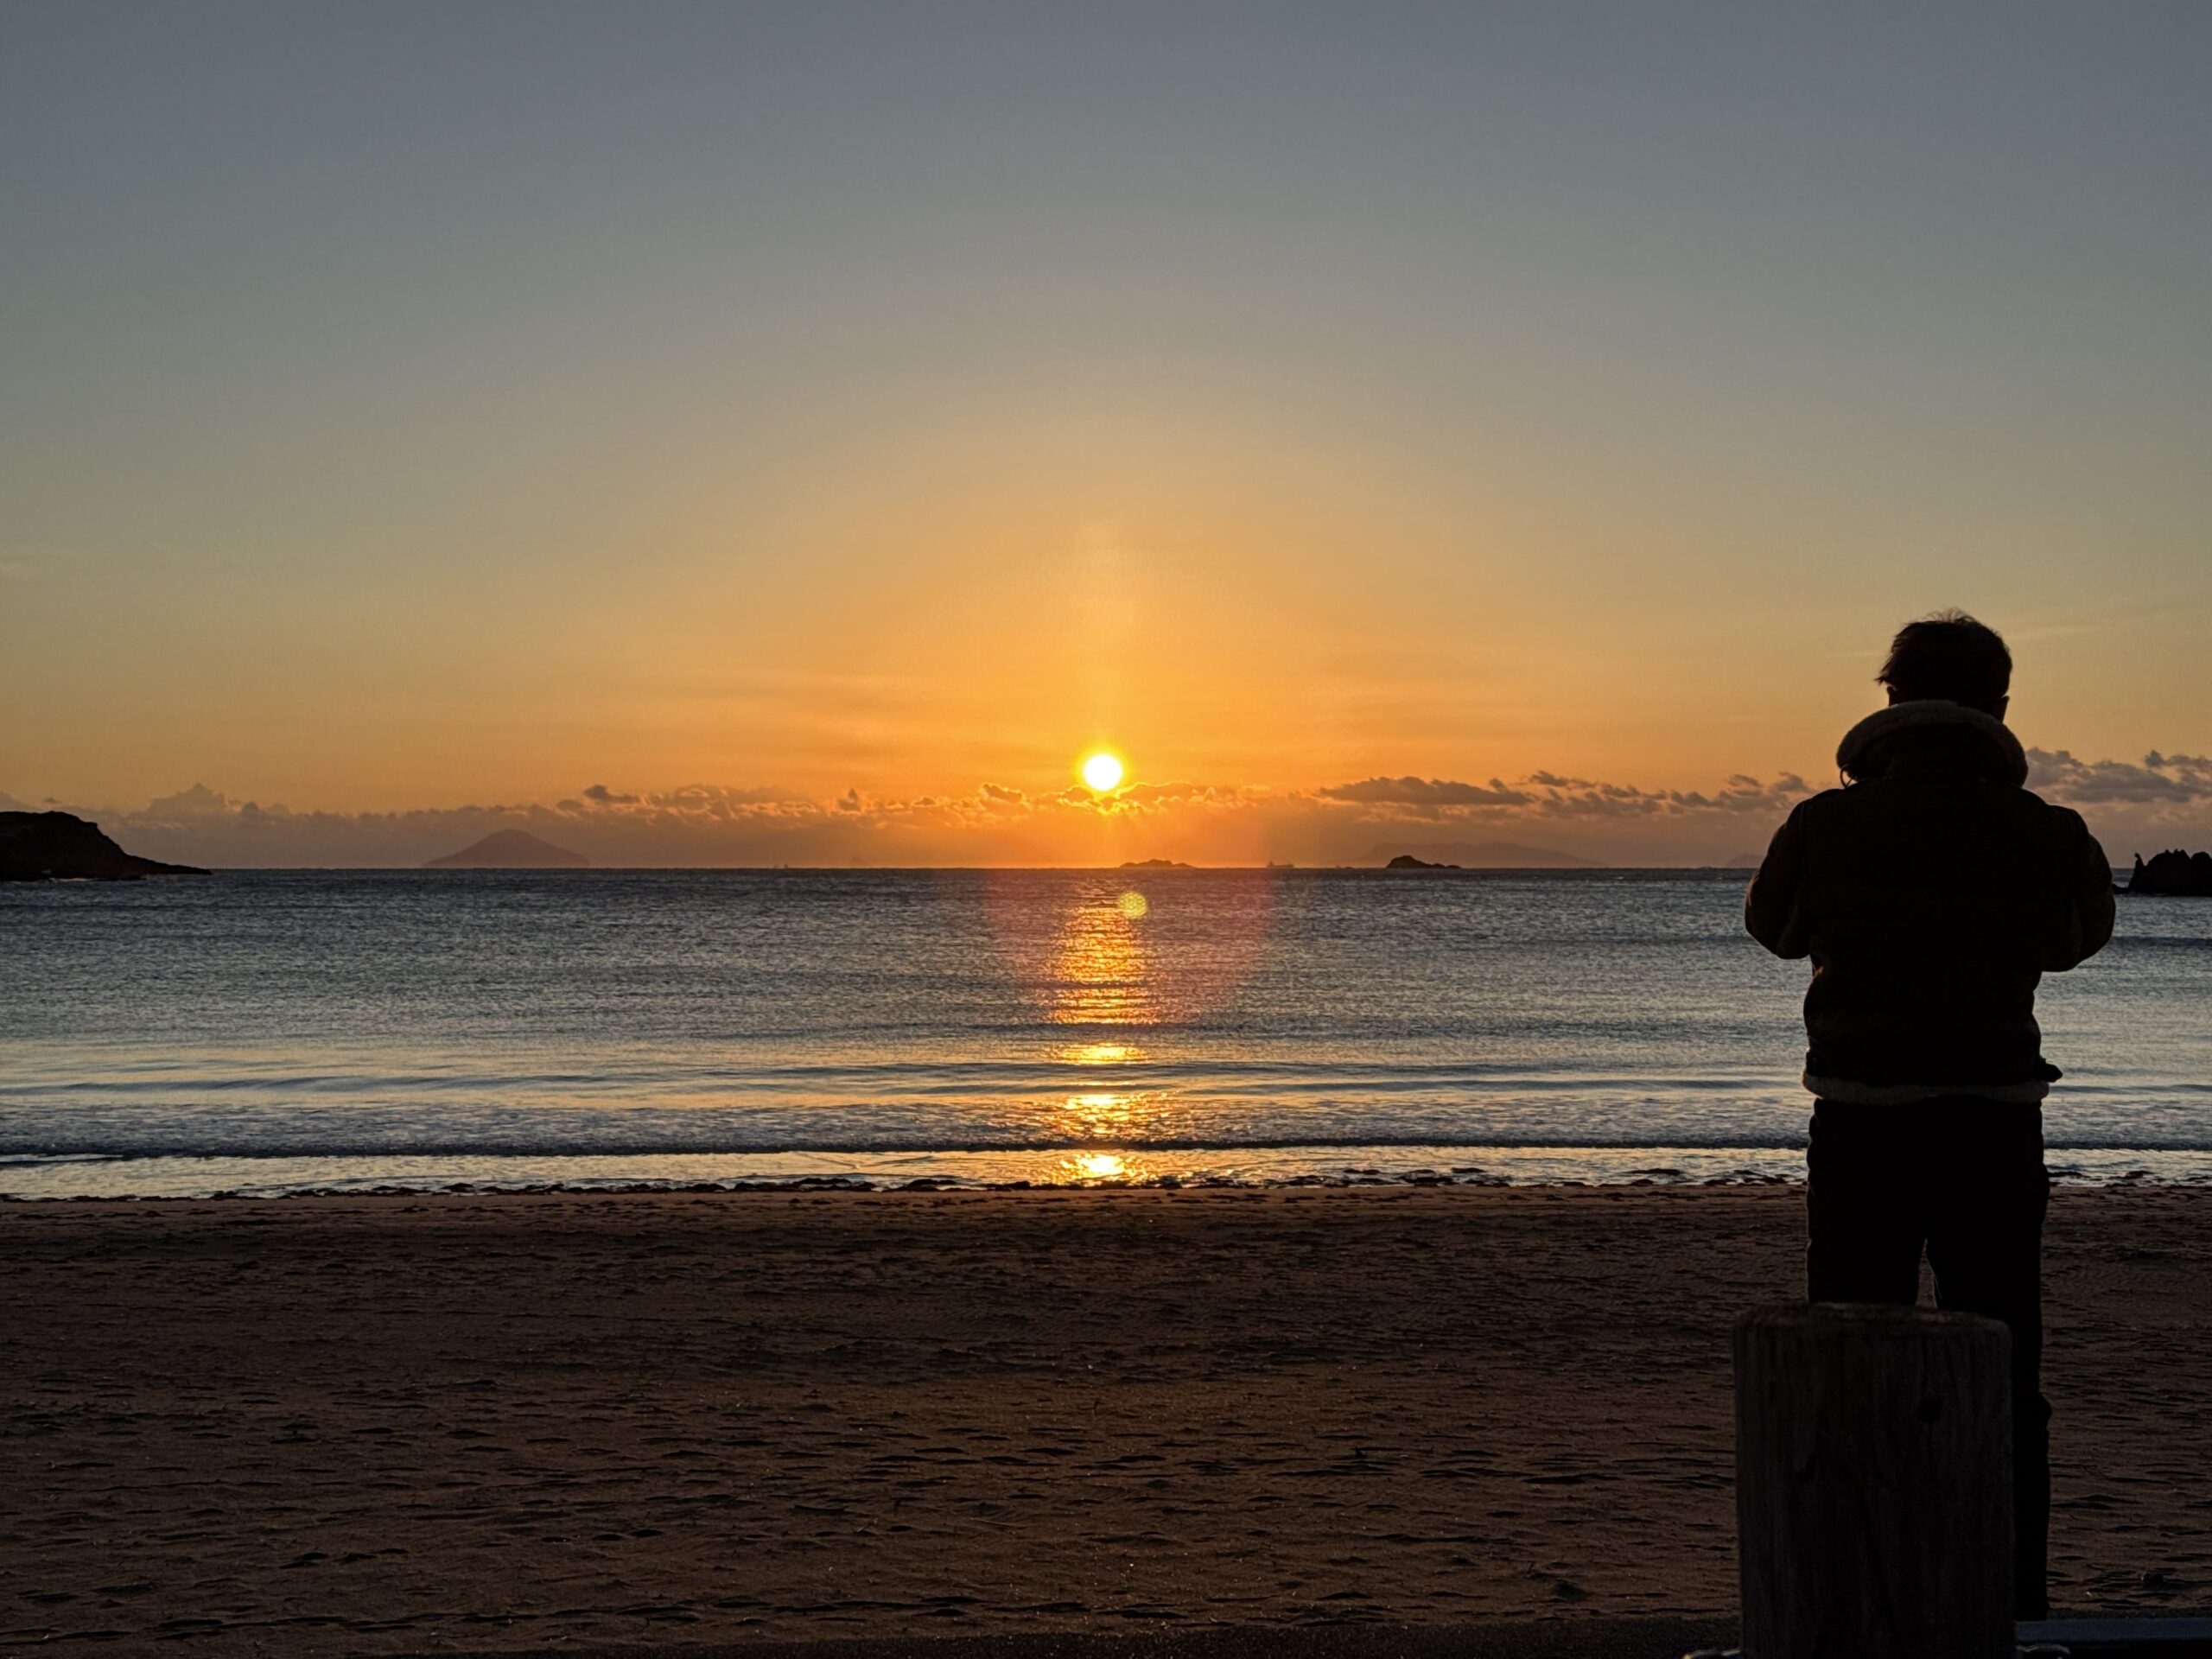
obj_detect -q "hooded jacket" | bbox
[1745,701,2114,1104]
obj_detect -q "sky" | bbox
[4,3,2209,864]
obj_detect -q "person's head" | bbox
[1877,610,2012,719]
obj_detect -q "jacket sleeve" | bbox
[1745,805,1812,960]
[2043,813,2117,972]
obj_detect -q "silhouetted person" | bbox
[1745,611,2114,1619]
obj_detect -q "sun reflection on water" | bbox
[981,868,1278,1034]
[1058,1041,1145,1065]
[1059,1150,1152,1184]
[1048,888,1153,1026]
[977,874,1283,1166]
[1058,1088,1173,1139]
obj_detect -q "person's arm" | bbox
[1745,805,1812,960]
[2043,812,2116,971]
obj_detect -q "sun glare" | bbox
[1081,751,1125,792]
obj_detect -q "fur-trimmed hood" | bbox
[1836,700,2028,788]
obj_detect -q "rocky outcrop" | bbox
[2126,849,2212,897]
[0,812,207,881]
[1365,841,1595,868]
[424,830,589,869]
[1385,854,1460,870]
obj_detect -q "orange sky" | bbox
[4,7,2209,860]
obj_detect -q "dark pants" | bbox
[1806,1099,2052,1619]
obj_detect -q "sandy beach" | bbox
[3,1185,2209,1655]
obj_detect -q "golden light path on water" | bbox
[1047,884,1152,1027]
[972,868,1281,1184]
[1058,1042,1143,1066]
[1046,884,1162,1182]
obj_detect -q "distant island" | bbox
[1385,854,1459,870]
[1118,858,1192,869]
[424,829,590,869]
[0,811,207,882]
[2125,849,2212,897]
[1366,841,1597,869]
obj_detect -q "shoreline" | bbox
[7,1186,2209,1654]
[9,1142,2212,1201]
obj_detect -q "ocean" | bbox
[3,868,2208,1198]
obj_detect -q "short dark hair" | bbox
[1877,610,2012,715]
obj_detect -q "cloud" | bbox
[141,783,238,820]
[1518,770,1812,819]
[1316,776,1533,808]
[1314,770,1808,821]
[16,745,2206,868]
[2027,748,2212,805]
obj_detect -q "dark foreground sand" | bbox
[3,1187,2209,1656]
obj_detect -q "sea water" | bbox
[3,868,2207,1197]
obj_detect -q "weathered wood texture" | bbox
[1734,1304,2012,1659]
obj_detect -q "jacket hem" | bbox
[1802,1071,2050,1105]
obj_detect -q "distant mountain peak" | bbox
[423,829,589,869]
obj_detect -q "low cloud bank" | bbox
[2025,748,2212,806]
[11,749,2209,868]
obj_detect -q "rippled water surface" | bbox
[3,869,2207,1195]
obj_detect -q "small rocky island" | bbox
[1385,854,1460,870]
[424,829,590,868]
[1118,858,1192,870]
[1367,840,1593,868]
[0,811,207,882]
[2125,849,2212,897]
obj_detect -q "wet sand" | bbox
[3,1186,2209,1655]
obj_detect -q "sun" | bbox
[1080,751,1125,792]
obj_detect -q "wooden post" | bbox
[1734,1304,2012,1659]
